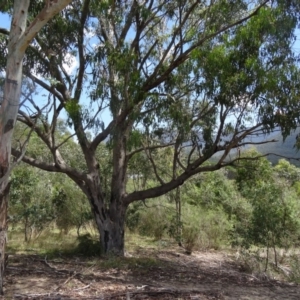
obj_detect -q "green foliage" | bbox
[235,149,274,193]
[126,202,143,232]
[74,234,102,257]
[288,255,300,283]
[181,225,199,254]
[126,192,233,253]
[51,175,93,235]
[182,206,232,253]
[65,99,82,124]
[10,165,54,241]
[274,159,300,185]
[0,0,12,12]
[233,151,300,268]
[246,182,298,249]
[9,163,93,240]
[134,201,171,240]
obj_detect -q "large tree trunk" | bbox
[99,209,127,256]
[91,195,127,256]
[84,168,128,256]
[92,122,129,256]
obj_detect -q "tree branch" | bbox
[74,0,90,101]
[125,163,222,204]
[19,0,73,53]
[126,143,174,161]
[11,148,87,181]
[0,28,9,35]
[143,0,270,92]
[26,73,64,103]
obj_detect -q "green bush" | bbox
[233,153,300,268]
[288,254,300,283]
[182,206,232,252]
[74,233,102,256]
[182,225,199,254]
[126,194,234,251]
[137,203,171,240]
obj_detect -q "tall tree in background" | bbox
[0,0,72,294]
[1,0,300,256]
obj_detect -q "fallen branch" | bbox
[53,262,96,292]
[73,284,91,291]
[54,271,77,292]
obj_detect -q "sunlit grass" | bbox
[7,226,165,272]
[7,226,166,259]
[7,223,100,254]
[7,226,78,255]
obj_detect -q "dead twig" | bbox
[73,284,91,291]
[54,270,77,292]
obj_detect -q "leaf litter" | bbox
[1,248,300,299]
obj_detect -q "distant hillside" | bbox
[255,128,300,166]
[213,128,300,167]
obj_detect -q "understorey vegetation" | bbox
[8,149,300,274]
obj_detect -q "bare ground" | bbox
[1,248,300,300]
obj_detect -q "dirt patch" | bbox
[1,249,299,299]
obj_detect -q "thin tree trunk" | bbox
[0,181,9,295]
[265,241,269,272]
[272,235,278,267]
[24,217,28,242]
[175,187,182,246]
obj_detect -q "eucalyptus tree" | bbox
[0,0,72,293]
[3,0,300,256]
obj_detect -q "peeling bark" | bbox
[85,173,127,255]
[100,211,127,255]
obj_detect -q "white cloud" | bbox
[84,27,96,39]
[62,52,79,75]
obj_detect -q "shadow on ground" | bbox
[2,248,300,299]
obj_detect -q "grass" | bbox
[7,226,168,256]
[7,226,97,257]
[234,247,300,283]
[7,227,163,272]
[125,231,176,252]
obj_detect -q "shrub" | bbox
[137,204,171,240]
[181,206,232,253]
[74,233,102,256]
